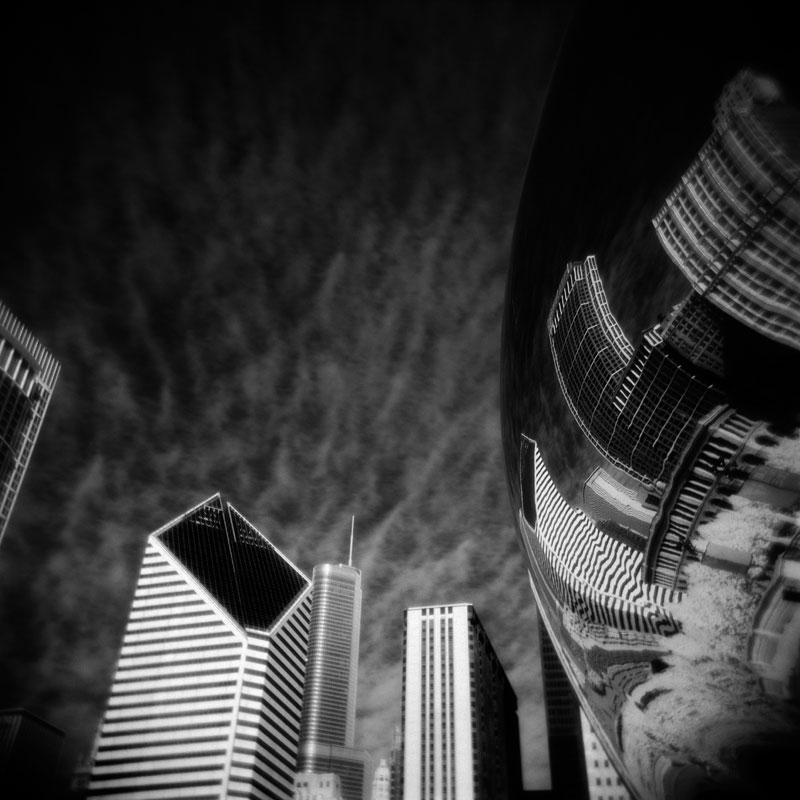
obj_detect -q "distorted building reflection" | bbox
[504,68,800,800]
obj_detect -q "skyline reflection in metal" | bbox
[502,58,800,800]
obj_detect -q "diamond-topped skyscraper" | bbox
[297,524,368,800]
[87,495,313,799]
[0,300,60,546]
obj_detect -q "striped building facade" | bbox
[88,495,312,799]
[519,436,680,638]
[0,300,60,546]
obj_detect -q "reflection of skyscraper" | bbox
[653,71,800,352]
[401,603,522,800]
[505,57,800,800]
[520,437,681,638]
[88,495,312,799]
[582,466,655,544]
[579,710,629,800]
[297,562,368,800]
[548,256,724,488]
[0,301,60,546]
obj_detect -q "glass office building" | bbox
[0,300,60,546]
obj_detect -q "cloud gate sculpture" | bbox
[502,10,800,800]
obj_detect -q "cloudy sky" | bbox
[0,1,574,791]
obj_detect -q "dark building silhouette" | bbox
[538,624,588,800]
[0,709,64,799]
[653,71,800,353]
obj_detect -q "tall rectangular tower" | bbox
[0,301,60,546]
[401,604,522,800]
[297,562,368,800]
[87,494,312,799]
[579,709,630,800]
[538,622,589,800]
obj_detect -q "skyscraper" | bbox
[87,494,313,799]
[548,256,725,488]
[297,560,368,800]
[401,604,522,800]
[0,300,60,546]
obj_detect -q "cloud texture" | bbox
[0,1,572,791]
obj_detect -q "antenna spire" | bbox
[348,515,355,567]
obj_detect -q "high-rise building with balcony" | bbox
[401,603,522,800]
[653,70,800,352]
[87,494,313,799]
[0,301,60,546]
[297,562,368,800]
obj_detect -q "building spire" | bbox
[348,515,355,567]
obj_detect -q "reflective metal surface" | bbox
[501,7,800,799]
